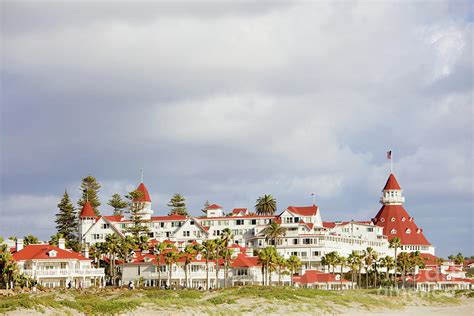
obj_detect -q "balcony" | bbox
[23,268,105,277]
[380,196,405,204]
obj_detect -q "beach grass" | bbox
[0,287,470,315]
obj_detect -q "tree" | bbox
[108,194,128,216]
[163,250,180,288]
[125,190,150,238]
[455,253,465,265]
[155,241,173,289]
[322,251,339,274]
[257,247,277,286]
[182,244,198,288]
[202,240,217,289]
[336,254,347,289]
[23,235,39,246]
[410,251,425,289]
[77,175,101,216]
[167,193,188,216]
[222,247,234,288]
[389,237,401,288]
[104,233,122,286]
[54,190,78,250]
[364,247,376,288]
[286,255,301,286]
[220,228,234,288]
[347,251,360,287]
[261,222,287,246]
[275,255,287,286]
[255,194,277,216]
[397,252,413,289]
[0,244,19,289]
[379,255,396,286]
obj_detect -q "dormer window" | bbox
[406,228,411,234]
[48,250,57,257]
[390,229,397,234]
[417,229,421,234]
[380,218,385,222]
[390,217,395,222]
[401,217,406,222]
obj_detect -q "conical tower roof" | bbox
[383,173,401,190]
[79,201,96,218]
[135,183,152,202]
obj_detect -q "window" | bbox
[367,227,373,232]
[102,224,110,229]
[291,251,298,256]
[406,228,411,234]
[148,232,154,238]
[294,217,300,223]
[251,219,257,225]
[312,251,321,257]
[293,239,299,245]
[390,217,395,222]
[183,231,190,237]
[380,218,385,222]
[390,229,397,234]
[236,220,244,225]
[401,217,406,222]
[303,238,311,245]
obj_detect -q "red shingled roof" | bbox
[232,208,248,214]
[287,205,318,216]
[231,253,260,268]
[150,215,187,221]
[322,222,337,229]
[294,270,351,284]
[207,204,223,210]
[383,173,401,190]
[79,201,96,218]
[373,204,430,245]
[135,183,152,202]
[12,244,89,261]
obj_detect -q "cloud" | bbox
[0,0,472,257]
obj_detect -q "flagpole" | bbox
[391,151,393,174]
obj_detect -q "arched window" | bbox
[401,217,406,222]
[390,217,395,222]
[406,228,411,234]
[380,218,385,222]
[390,229,397,234]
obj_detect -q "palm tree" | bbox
[104,233,121,286]
[222,247,234,288]
[23,235,39,246]
[335,255,347,290]
[323,251,339,274]
[455,253,465,265]
[379,255,395,286]
[163,250,180,288]
[397,252,412,289]
[182,244,197,288]
[202,240,217,289]
[275,255,287,286]
[286,255,302,286]
[154,241,173,288]
[347,251,360,287]
[410,251,425,290]
[435,257,444,267]
[261,222,287,246]
[389,237,401,287]
[364,247,376,288]
[0,243,19,290]
[255,194,277,216]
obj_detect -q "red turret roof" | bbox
[79,201,96,218]
[372,204,430,245]
[207,204,223,210]
[383,173,401,190]
[135,183,152,202]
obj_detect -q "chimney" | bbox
[58,238,66,250]
[83,245,89,258]
[16,238,24,251]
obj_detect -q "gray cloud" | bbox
[0,0,472,257]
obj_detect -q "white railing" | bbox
[23,268,105,277]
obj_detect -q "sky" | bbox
[0,0,472,258]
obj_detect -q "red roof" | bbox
[150,215,187,221]
[407,269,471,284]
[294,270,351,284]
[79,201,96,218]
[287,205,318,216]
[135,183,152,202]
[207,204,223,210]
[12,244,89,261]
[103,215,124,222]
[231,253,260,268]
[373,204,430,245]
[322,221,337,228]
[383,173,401,190]
[421,253,440,266]
[232,208,248,214]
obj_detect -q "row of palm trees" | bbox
[256,246,301,286]
[321,246,426,289]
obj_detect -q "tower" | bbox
[372,173,434,255]
[133,182,153,220]
[79,201,97,242]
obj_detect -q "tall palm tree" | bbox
[275,255,287,286]
[347,251,360,287]
[379,255,395,286]
[181,244,198,288]
[397,252,413,289]
[220,228,234,288]
[154,241,173,288]
[323,251,339,274]
[255,194,277,216]
[0,243,18,290]
[261,222,287,246]
[364,247,376,288]
[410,251,425,290]
[389,237,401,287]
[336,254,347,289]
[163,250,180,288]
[286,255,302,286]
[202,240,217,289]
[104,233,121,286]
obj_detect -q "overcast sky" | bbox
[0,0,472,257]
